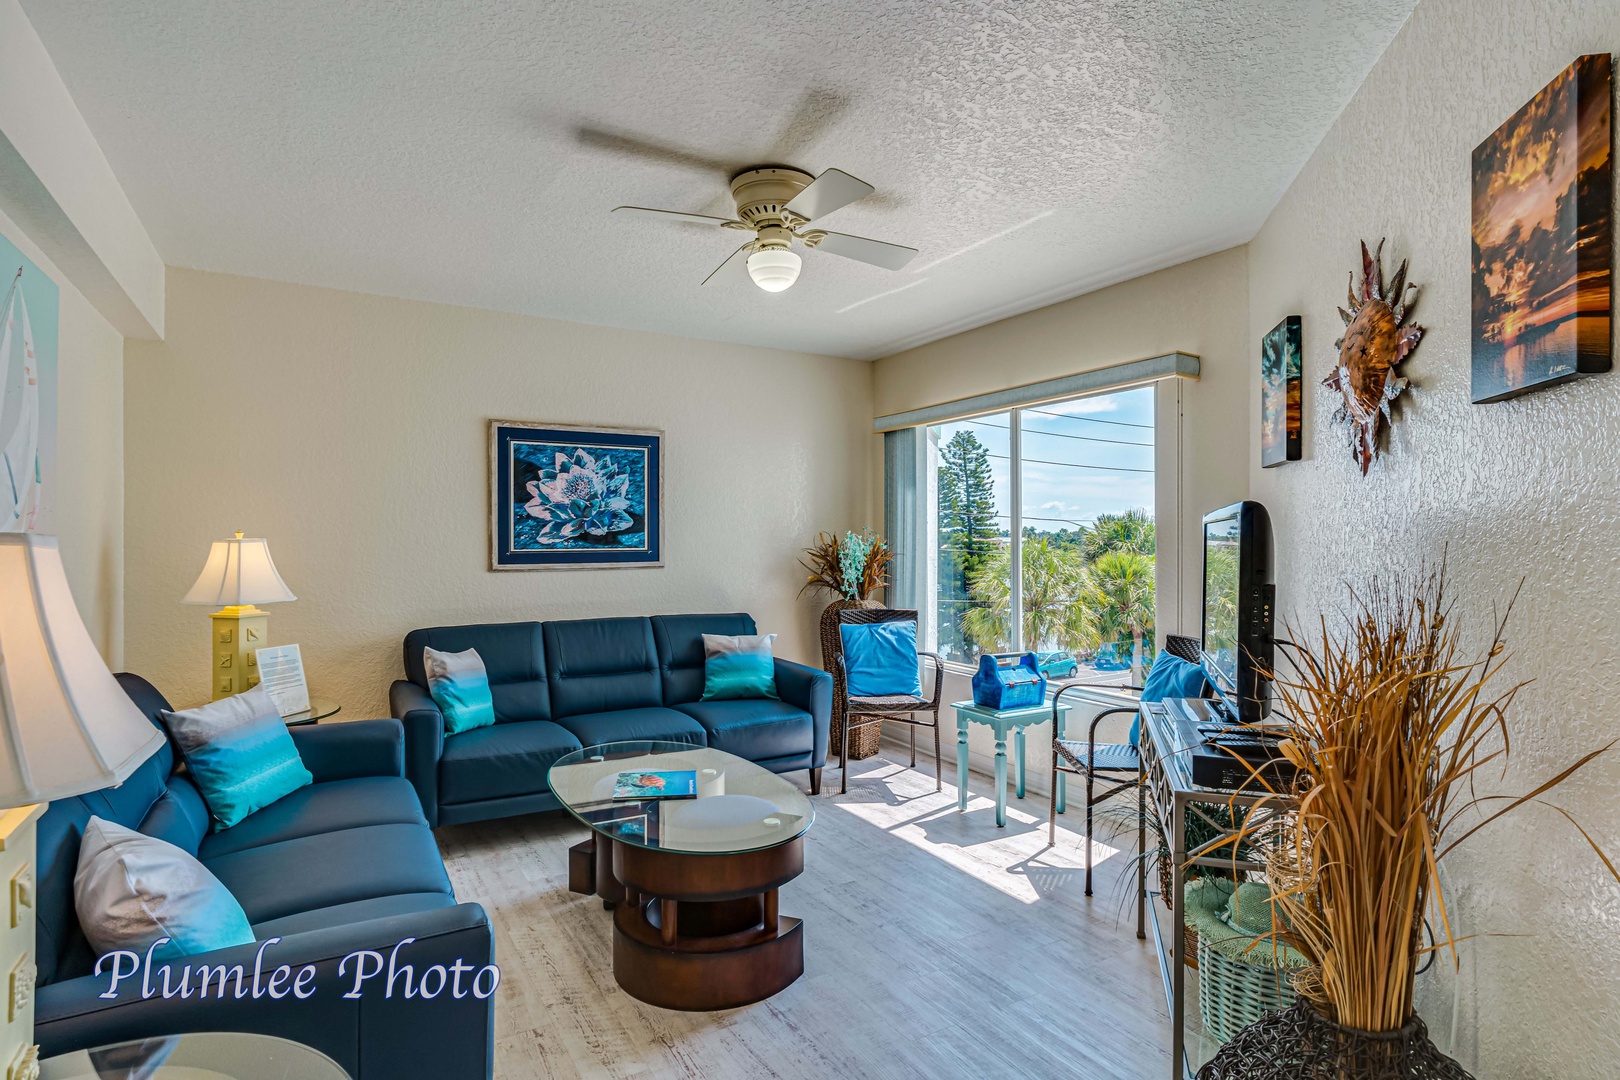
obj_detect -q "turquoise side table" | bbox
[952,699,1072,827]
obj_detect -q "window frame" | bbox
[918,379,1181,671]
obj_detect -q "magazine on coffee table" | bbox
[612,769,698,800]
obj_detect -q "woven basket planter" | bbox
[1196,937,1298,1044]
[1198,999,1474,1080]
[1157,856,1200,968]
[1184,879,1308,1046]
[818,598,883,760]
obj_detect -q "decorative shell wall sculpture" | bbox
[1323,239,1425,474]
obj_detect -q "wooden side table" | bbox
[951,699,1072,827]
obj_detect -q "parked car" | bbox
[1037,650,1080,678]
[1091,643,1133,672]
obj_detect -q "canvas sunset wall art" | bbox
[489,421,663,569]
[1261,315,1302,466]
[1472,54,1612,403]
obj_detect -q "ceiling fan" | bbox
[612,166,918,293]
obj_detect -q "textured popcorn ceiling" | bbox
[22,0,1415,358]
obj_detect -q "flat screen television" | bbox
[1200,501,1275,723]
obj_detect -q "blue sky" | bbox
[935,385,1155,534]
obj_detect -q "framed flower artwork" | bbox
[490,420,663,570]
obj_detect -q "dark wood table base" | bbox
[568,833,805,1011]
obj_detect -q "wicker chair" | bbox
[832,608,945,795]
[1048,633,1205,895]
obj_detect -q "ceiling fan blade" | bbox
[810,231,918,271]
[784,168,874,222]
[612,205,745,228]
[701,243,753,287]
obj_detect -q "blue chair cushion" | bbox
[840,621,922,697]
[438,720,582,805]
[404,623,550,723]
[198,777,428,859]
[201,823,452,925]
[673,700,813,760]
[1134,652,1211,744]
[550,707,706,751]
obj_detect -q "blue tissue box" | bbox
[971,653,1048,711]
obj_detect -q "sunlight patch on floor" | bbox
[826,757,1121,904]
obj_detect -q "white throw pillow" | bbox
[74,816,255,960]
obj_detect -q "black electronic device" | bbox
[1163,698,1297,791]
[1200,501,1275,724]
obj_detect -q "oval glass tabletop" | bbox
[41,1032,349,1079]
[549,741,814,855]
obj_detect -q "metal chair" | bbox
[832,608,945,795]
[1048,633,1205,895]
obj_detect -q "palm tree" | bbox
[960,538,1100,655]
[1088,549,1155,683]
[1081,508,1156,562]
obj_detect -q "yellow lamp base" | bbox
[210,606,270,700]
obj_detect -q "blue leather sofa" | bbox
[36,674,495,1079]
[390,613,832,827]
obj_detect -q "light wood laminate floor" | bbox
[436,751,1173,1080]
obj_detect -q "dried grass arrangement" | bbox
[1258,567,1616,1034]
[798,530,891,602]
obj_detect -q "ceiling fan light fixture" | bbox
[746,249,801,292]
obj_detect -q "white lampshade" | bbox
[0,534,167,804]
[181,532,297,607]
[746,249,801,292]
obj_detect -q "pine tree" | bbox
[937,431,1001,657]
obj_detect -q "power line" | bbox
[1022,406,1153,430]
[957,416,1153,447]
[985,452,1154,474]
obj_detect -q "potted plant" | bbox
[800,530,891,760]
[1201,569,1617,1079]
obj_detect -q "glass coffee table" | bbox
[550,741,814,1011]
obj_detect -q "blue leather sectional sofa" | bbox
[390,613,833,827]
[36,675,495,1080]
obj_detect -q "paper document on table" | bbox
[255,643,310,717]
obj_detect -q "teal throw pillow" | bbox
[840,621,922,698]
[423,646,498,734]
[161,687,314,831]
[74,816,255,960]
[700,633,780,700]
[1132,651,1211,744]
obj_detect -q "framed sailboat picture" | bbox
[490,420,663,570]
[0,234,58,533]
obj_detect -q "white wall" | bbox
[0,207,123,663]
[123,269,875,717]
[1248,0,1620,1072]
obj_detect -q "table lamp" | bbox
[0,534,170,1080]
[181,532,297,700]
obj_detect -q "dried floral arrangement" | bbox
[1256,568,1616,1034]
[798,529,891,602]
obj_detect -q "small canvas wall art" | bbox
[1471,54,1613,403]
[1260,315,1302,467]
[490,421,662,569]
